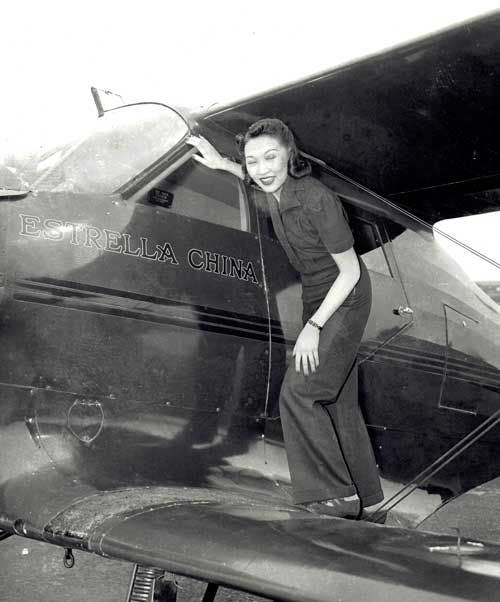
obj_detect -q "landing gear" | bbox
[127,565,221,602]
[127,565,177,602]
[201,583,219,602]
[155,577,178,602]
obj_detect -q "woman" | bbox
[187,119,383,519]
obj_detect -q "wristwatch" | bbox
[307,318,323,331]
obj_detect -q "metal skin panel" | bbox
[79,495,500,602]
[9,484,500,601]
[0,185,279,520]
[3,192,269,413]
[420,475,500,542]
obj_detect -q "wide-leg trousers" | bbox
[279,267,383,506]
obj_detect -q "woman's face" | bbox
[244,135,290,195]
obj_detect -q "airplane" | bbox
[2,9,500,602]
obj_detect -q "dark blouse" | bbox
[266,175,355,303]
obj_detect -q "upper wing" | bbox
[38,486,500,602]
[199,11,500,218]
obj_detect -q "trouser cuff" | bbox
[360,490,384,507]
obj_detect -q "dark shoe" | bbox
[305,497,361,519]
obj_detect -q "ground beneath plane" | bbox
[0,479,442,602]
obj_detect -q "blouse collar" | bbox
[269,176,306,213]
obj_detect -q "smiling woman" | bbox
[244,135,290,192]
[188,118,383,519]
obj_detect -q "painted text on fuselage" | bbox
[18,214,259,284]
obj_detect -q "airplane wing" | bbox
[198,11,500,220]
[28,485,500,602]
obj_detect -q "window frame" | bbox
[130,150,253,234]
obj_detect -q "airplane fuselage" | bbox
[1,149,500,534]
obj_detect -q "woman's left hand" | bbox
[293,324,320,376]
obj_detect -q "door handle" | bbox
[393,306,414,316]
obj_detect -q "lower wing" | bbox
[19,485,500,602]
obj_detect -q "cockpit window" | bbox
[141,160,249,232]
[30,104,189,194]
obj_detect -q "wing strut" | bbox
[369,407,500,523]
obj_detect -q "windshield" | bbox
[3,104,189,195]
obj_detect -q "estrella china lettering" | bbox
[188,249,258,283]
[19,214,178,265]
[18,214,259,284]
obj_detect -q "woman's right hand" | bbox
[186,135,245,180]
[186,135,227,170]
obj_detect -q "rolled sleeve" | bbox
[307,191,354,254]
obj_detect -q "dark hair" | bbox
[235,118,311,184]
